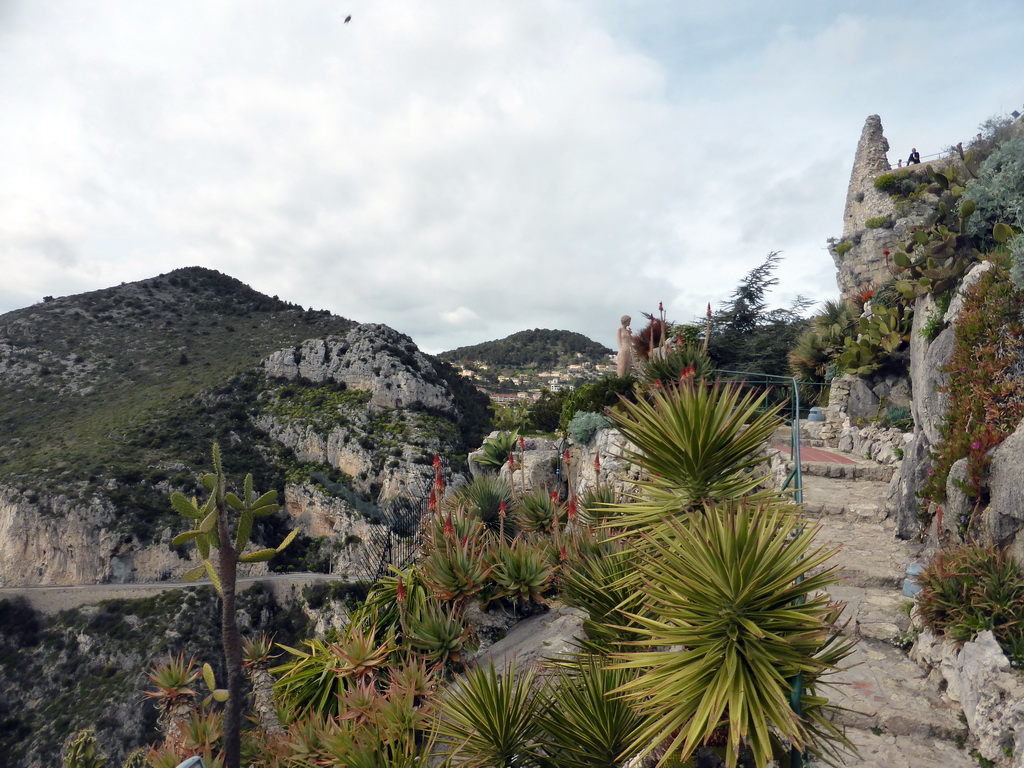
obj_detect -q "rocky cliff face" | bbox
[0,488,192,587]
[264,324,455,412]
[831,115,939,300]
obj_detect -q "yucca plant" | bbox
[272,629,393,718]
[578,484,616,524]
[514,487,567,534]
[491,536,556,605]
[539,655,643,768]
[357,566,430,641]
[404,600,471,666]
[561,537,644,648]
[612,498,853,768]
[420,527,495,607]
[435,659,547,767]
[602,378,783,535]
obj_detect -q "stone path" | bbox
[790,449,973,767]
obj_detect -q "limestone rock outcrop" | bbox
[831,115,936,300]
[0,487,209,586]
[264,324,455,412]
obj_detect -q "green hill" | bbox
[0,267,487,543]
[439,328,612,369]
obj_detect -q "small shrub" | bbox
[567,411,608,445]
[865,216,893,229]
[917,545,1024,659]
[834,241,853,257]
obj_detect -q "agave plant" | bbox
[474,430,520,470]
[613,498,854,768]
[434,659,547,767]
[145,652,201,751]
[602,378,783,535]
[491,537,555,605]
[539,655,643,768]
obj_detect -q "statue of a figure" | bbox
[616,315,633,377]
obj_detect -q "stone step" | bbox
[828,637,967,742]
[835,725,974,767]
[790,460,896,482]
[800,474,892,522]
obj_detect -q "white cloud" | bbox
[1,0,1022,353]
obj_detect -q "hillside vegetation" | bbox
[439,328,612,369]
[0,267,488,544]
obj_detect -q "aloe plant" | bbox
[62,729,107,768]
[474,430,520,470]
[491,537,555,605]
[514,487,567,534]
[404,600,470,666]
[420,527,494,606]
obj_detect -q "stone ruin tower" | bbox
[831,115,901,300]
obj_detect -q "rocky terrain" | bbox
[0,268,490,587]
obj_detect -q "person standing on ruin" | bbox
[616,315,633,377]
[907,147,921,164]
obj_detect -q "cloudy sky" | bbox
[2,1,1022,353]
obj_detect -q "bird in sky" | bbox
[344,15,351,23]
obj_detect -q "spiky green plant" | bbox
[62,729,107,768]
[474,430,520,470]
[443,474,516,534]
[145,653,200,752]
[601,378,782,535]
[434,659,547,767]
[404,600,470,666]
[169,443,296,768]
[514,487,567,534]
[121,750,148,768]
[561,537,643,647]
[420,526,495,606]
[635,343,714,391]
[612,498,854,768]
[539,655,643,768]
[356,566,430,642]
[491,537,555,605]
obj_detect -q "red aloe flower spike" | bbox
[443,512,454,538]
[567,495,577,522]
[508,451,515,469]
[435,473,444,492]
[428,488,437,512]
[659,301,664,312]
[396,577,406,602]
[499,500,507,518]
[432,453,441,468]
[707,302,712,318]
[593,454,600,471]
[551,490,559,503]
[518,435,525,451]
[559,546,568,562]
[563,450,570,464]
